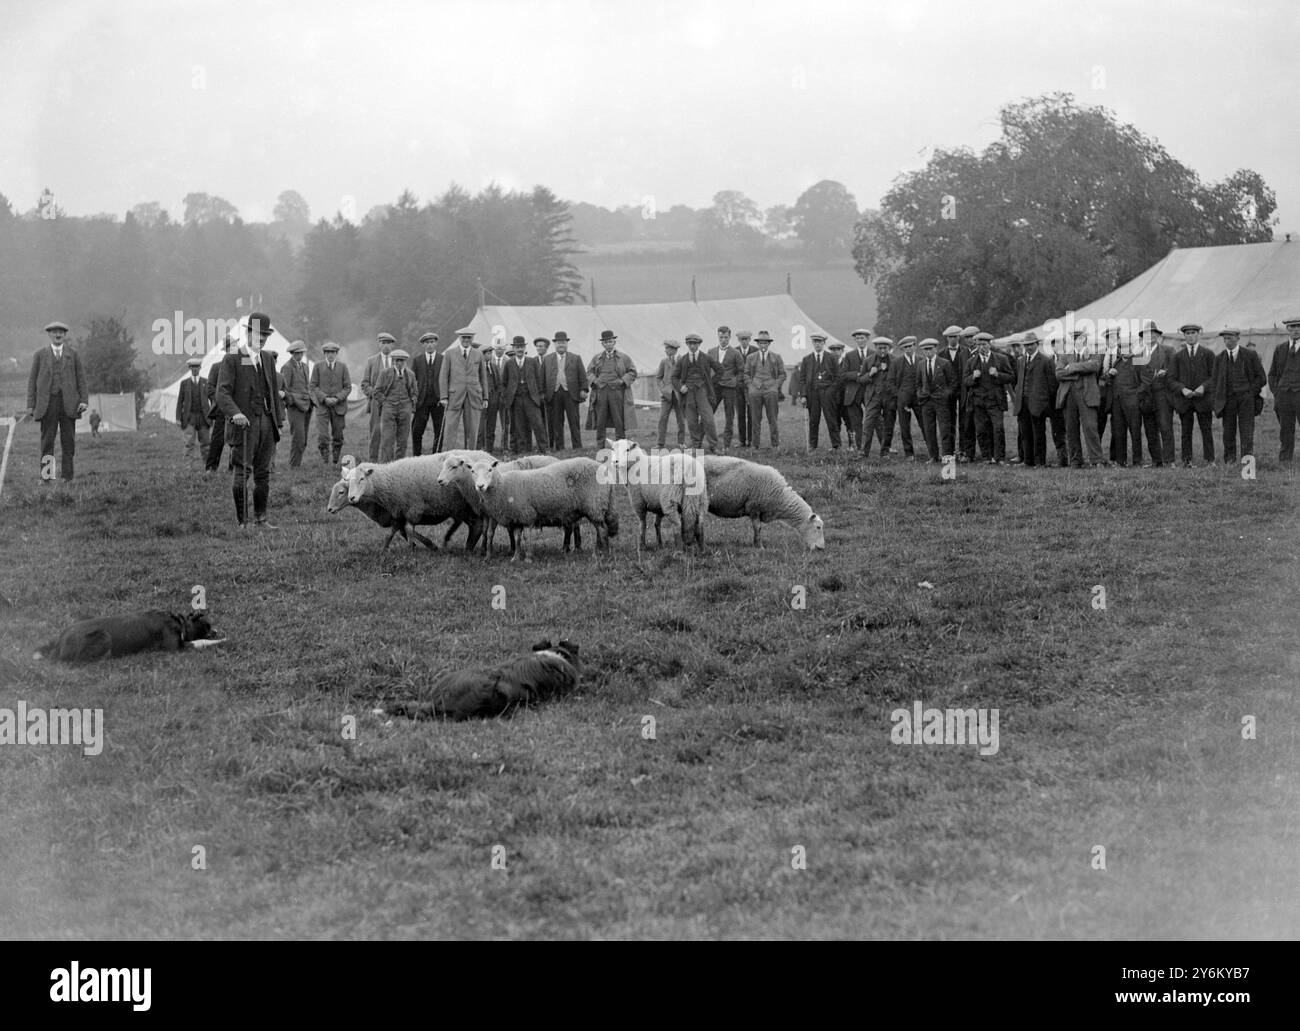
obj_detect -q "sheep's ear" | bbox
[362,467,375,479]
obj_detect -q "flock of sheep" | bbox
[326,443,827,558]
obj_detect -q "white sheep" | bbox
[605,439,708,551]
[698,455,825,550]
[470,456,620,560]
[337,452,487,551]
[436,452,580,554]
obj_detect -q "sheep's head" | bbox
[346,465,377,503]
[603,437,641,483]
[326,478,353,513]
[437,455,468,486]
[805,513,826,551]
[472,459,499,495]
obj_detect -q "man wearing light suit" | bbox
[542,332,587,450]
[361,332,396,462]
[1055,330,1104,467]
[438,328,489,450]
[26,320,89,483]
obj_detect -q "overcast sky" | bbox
[3,0,1297,231]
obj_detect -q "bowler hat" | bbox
[600,330,617,342]
[553,331,569,342]
[248,312,273,336]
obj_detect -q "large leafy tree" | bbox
[853,92,1278,336]
[792,180,859,264]
[79,315,150,396]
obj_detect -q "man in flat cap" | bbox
[963,333,1011,462]
[1211,329,1266,464]
[1267,317,1300,462]
[940,325,969,461]
[957,326,980,461]
[1136,320,1174,467]
[503,340,548,454]
[1011,331,1056,467]
[654,339,687,449]
[176,355,211,469]
[828,341,853,442]
[280,339,313,468]
[310,342,351,464]
[672,334,720,451]
[798,333,842,450]
[839,329,873,450]
[438,328,489,450]
[27,321,89,483]
[860,336,895,458]
[215,312,285,526]
[543,332,587,450]
[587,330,637,446]
[916,338,958,462]
[743,331,786,450]
[1168,322,1216,465]
[533,336,554,446]
[1055,330,1104,467]
[361,332,396,461]
[733,330,757,447]
[708,325,746,450]
[376,349,418,461]
[204,333,237,474]
[886,336,921,458]
[411,332,444,456]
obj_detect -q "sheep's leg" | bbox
[751,515,763,547]
[464,518,483,553]
[409,528,436,550]
[654,513,664,548]
[638,511,648,550]
[382,525,401,551]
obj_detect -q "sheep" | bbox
[335,452,487,552]
[437,452,582,555]
[604,439,708,551]
[326,455,440,550]
[470,456,619,561]
[698,455,825,550]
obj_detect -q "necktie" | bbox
[928,358,934,380]
[328,361,335,371]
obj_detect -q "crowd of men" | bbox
[25,311,1300,525]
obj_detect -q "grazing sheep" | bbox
[471,456,619,560]
[698,455,825,550]
[338,453,487,552]
[605,439,708,550]
[385,639,581,720]
[437,451,580,555]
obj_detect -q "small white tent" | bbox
[76,393,136,433]
[146,316,365,423]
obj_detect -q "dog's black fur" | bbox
[34,610,216,663]
[388,639,581,720]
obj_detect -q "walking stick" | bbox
[243,420,251,529]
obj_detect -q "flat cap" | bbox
[810,333,827,342]
[961,326,979,337]
[44,320,69,332]
[872,336,893,346]
[390,349,410,360]
[943,325,963,336]
[288,339,305,353]
[377,332,396,343]
[736,329,752,339]
[717,325,730,333]
[419,332,439,344]
[553,331,569,342]
[663,339,680,350]
[755,330,773,342]
[1219,328,1241,337]
[1284,317,1300,327]
[974,332,993,342]
[186,356,203,366]
[919,337,938,348]
[898,335,918,347]
[1178,322,1202,333]
[322,342,340,352]
[456,327,475,337]
[685,333,703,344]
[828,341,845,350]
[533,336,550,345]
[851,327,872,338]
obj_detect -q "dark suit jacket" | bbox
[27,345,88,419]
[1167,345,1216,414]
[215,349,285,440]
[941,344,970,399]
[708,346,745,390]
[838,348,874,406]
[412,351,443,409]
[1266,340,1300,395]
[281,356,313,412]
[503,357,544,407]
[1210,347,1266,414]
[887,354,921,405]
[672,350,720,406]
[176,375,210,428]
[310,359,352,414]
[964,351,1012,410]
[1013,353,1057,417]
[543,351,588,400]
[800,351,840,396]
[917,355,958,406]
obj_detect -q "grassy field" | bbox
[0,403,1296,940]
